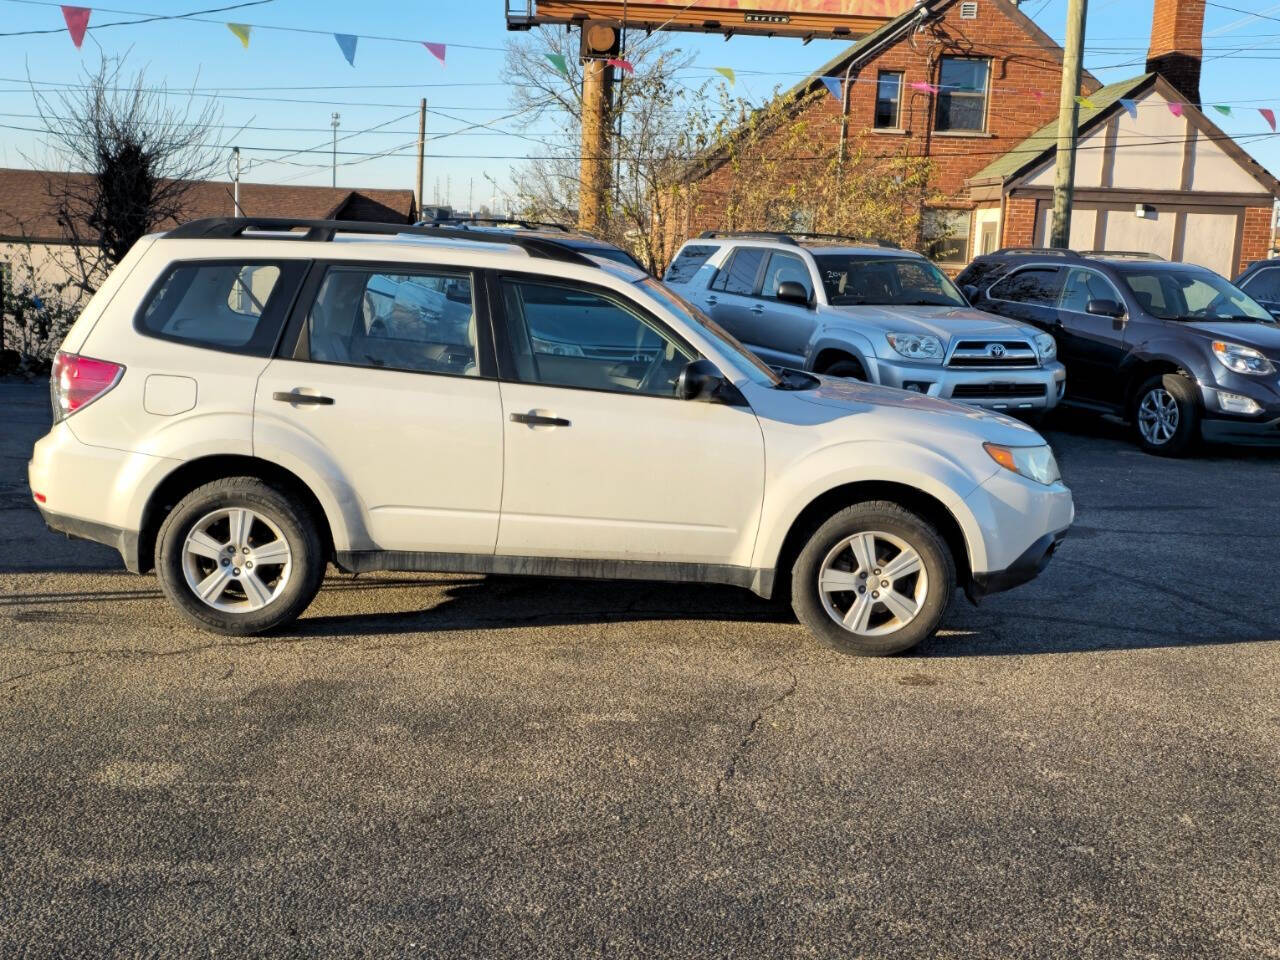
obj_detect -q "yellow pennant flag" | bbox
[227,23,251,48]
[1074,95,1095,110]
[713,66,735,85]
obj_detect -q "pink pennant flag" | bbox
[910,81,939,94]
[1031,89,1044,102]
[1168,101,1184,118]
[607,58,635,74]
[423,42,446,66]
[61,5,91,49]
[1261,108,1276,132]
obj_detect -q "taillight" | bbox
[50,352,124,423]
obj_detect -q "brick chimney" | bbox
[1147,0,1206,107]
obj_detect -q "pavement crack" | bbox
[2,658,84,689]
[714,666,798,797]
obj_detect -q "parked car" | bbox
[418,215,648,272]
[1235,258,1280,321]
[961,249,1280,456]
[29,217,1072,657]
[663,232,1066,417]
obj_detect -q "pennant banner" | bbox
[1119,98,1138,119]
[227,22,251,47]
[714,66,735,84]
[1212,104,1232,117]
[820,76,842,102]
[334,33,357,66]
[1168,101,1184,117]
[423,41,446,66]
[61,5,91,49]
[1030,89,1044,102]
[607,58,635,74]
[1262,108,1277,132]
[1074,95,1095,110]
[545,53,569,78]
[909,81,938,94]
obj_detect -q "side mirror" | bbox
[961,284,980,302]
[1086,299,1125,319]
[776,281,811,308]
[676,358,729,402]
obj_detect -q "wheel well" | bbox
[1124,360,1189,412]
[812,348,865,376]
[772,481,971,596]
[137,455,334,572]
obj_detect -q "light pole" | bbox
[330,112,340,188]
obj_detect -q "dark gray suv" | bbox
[960,250,1280,456]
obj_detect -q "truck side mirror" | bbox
[1086,299,1125,319]
[776,281,812,308]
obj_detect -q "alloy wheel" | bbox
[1138,387,1180,446]
[180,507,293,613]
[817,530,929,637]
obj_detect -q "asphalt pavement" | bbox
[2,378,1279,959]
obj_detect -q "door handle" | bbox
[750,305,765,314]
[510,412,571,427]
[273,390,334,406]
[705,296,719,306]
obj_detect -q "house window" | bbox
[936,57,990,132]
[921,209,972,264]
[874,71,903,129]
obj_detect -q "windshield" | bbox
[814,255,968,308]
[638,278,782,387]
[1121,268,1274,322]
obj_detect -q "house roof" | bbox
[967,72,1280,198]
[0,167,416,243]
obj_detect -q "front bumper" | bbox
[872,358,1067,412]
[962,466,1074,593]
[1196,373,1280,445]
[969,529,1068,599]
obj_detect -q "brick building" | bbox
[674,0,1280,275]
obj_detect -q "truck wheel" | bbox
[791,501,955,657]
[155,477,326,635]
[823,359,867,381]
[1133,373,1199,457]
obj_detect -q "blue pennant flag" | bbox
[335,33,358,66]
[1119,98,1138,119]
[820,76,843,102]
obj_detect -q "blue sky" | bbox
[0,0,1277,208]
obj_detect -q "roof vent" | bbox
[960,2,978,19]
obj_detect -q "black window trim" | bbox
[1058,265,1126,316]
[278,259,498,381]
[133,257,312,358]
[485,269,707,401]
[985,262,1067,307]
[709,245,770,296]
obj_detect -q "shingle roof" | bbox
[0,167,416,242]
[967,74,1155,184]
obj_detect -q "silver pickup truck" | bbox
[663,232,1066,414]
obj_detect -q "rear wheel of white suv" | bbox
[790,502,954,657]
[155,477,326,635]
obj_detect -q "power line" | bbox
[0,0,276,38]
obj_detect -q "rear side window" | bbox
[1241,266,1280,304]
[711,248,766,295]
[989,266,1064,305]
[139,260,306,355]
[664,244,717,284]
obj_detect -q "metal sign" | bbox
[506,0,917,38]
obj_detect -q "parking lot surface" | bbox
[2,378,1279,958]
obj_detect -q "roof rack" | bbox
[989,247,1082,259]
[165,217,597,266]
[1080,250,1166,261]
[420,216,574,233]
[697,230,900,249]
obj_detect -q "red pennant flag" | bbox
[61,5,91,49]
[607,58,634,74]
[1261,108,1276,132]
[423,42,446,66]
[1168,101,1184,117]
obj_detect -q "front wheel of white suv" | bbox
[791,502,955,656]
[155,477,326,635]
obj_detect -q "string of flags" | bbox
[41,5,1280,133]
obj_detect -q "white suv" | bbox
[28,218,1074,656]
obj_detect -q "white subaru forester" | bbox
[28,218,1074,656]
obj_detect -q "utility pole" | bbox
[330,112,341,188]
[231,146,242,217]
[469,178,474,214]
[415,97,426,217]
[578,22,617,234]
[1049,0,1088,249]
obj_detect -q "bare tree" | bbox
[29,55,224,295]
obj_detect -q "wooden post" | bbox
[579,53,611,233]
[1050,0,1088,249]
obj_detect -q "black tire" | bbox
[155,477,325,635]
[1132,373,1199,457]
[823,359,867,381]
[791,501,955,657]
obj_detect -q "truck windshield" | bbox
[1119,268,1274,322]
[815,255,968,308]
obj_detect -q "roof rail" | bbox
[697,230,900,248]
[420,216,574,233]
[165,217,597,266]
[1080,249,1166,261]
[989,247,1082,259]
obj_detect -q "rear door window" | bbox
[138,260,307,355]
[989,266,1065,306]
[710,248,766,295]
[664,245,718,284]
[760,251,813,300]
[1240,266,1280,305]
[1060,268,1122,314]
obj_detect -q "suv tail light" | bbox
[50,351,124,423]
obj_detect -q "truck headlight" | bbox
[1034,333,1057,362]
[984,442,1061,485]
[885,333,945,364]
[1212,340,1274,376]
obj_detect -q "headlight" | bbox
[1033,332,1057,362]
[885,333,945,364]
[1212,340,1274,376]
[984,442,1061,485]
[532,337,585,358]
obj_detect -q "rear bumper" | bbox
[874,359,1067,411]
[37,507,140,572]
[969,528,1068,599]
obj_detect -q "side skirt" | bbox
[334,550,777,599]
